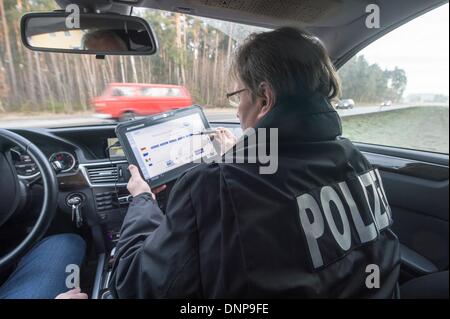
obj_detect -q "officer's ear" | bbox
[256,82,275,120]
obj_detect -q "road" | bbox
[0,104,417,129]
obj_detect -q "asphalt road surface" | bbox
[0,104,415,129]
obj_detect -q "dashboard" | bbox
[9,123,242,180]
[11,137,124,179]
[12,147,77,178]
[9,126,131,178]
[6,122,241,299]
[8,123,241,230]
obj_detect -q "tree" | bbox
[0,59,8,112]
[0,3,245,112]
[388,67,407,102]
[338,55,408,103]
[0,0,18,104]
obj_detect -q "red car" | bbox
[92,83,193,120]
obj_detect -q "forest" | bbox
[339,55,407,103]
[0,0,408,114]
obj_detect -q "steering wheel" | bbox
[0,129,58,273]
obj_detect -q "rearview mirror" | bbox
[20,12,158,56]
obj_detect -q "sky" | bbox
[360,3,449,96]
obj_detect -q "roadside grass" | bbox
[342,106,449,153]
[1,104,448,154]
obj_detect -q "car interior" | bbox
[0,0,448,299]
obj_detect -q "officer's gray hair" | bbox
[232,27,341,102]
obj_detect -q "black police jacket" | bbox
[109,91,400,298]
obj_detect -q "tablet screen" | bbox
[125,112,218,181]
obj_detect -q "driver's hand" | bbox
[55,288,88,299]
[127,165,166,199]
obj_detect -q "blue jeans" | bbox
[0,233,86,299]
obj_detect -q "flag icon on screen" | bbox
[140,147,147,151]
[143,152,149,157]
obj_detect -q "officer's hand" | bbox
[127,165,166,199]
[55,288,88,299]
[212,127,237,155]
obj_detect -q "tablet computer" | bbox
[115,105,218,187]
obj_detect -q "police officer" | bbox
[110,27,400,298]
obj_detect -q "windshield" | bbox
[1,1,448,136]
[0,1,267,128]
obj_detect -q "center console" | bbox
[79,159,171,299]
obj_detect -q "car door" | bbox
[358,144,448,282]
[337,4,449,283]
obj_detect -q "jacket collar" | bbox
[253,90,342,142]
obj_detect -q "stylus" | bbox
[192,129,217,135]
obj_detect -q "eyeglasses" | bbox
[226,88,247,107]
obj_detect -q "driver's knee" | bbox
[0,234,86,299]
[20,233,86,271]
[36,233,85,262]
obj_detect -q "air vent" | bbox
[86,164,119,184]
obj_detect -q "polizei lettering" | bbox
[296,169,392,269]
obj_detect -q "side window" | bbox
[167,88,181,96]
[141,87,156,96]
[111,87,134,97]
[338,4,449,154]
[141,87,174,97]
[156,88,169,96]
[140,88,152,96]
